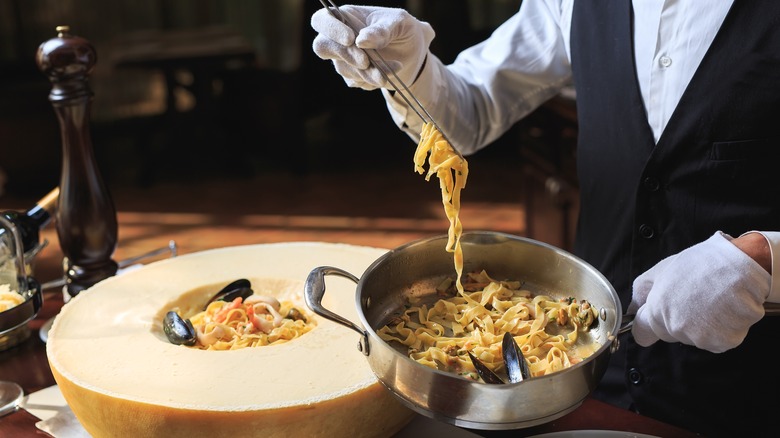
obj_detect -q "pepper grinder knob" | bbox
[36,26,118,298]
[37,26,97,102]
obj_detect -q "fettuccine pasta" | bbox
[377,271,600,381]
[414,122,469,293]
[187,295,314,350]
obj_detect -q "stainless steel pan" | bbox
[305,231,624,430]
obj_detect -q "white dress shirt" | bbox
[632,0,732,143]
[385,0,734,148]
[383,0,780,302]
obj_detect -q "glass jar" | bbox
[0,216,43,351]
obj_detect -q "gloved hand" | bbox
[311,5,435,90]
[629,231,770,353]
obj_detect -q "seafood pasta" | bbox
[187,295,314,350]
[377,271,601,381]
[409,120,598,382]
[414,122,469,293]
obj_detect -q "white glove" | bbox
[629,231,770,353]
[311,5,435,90]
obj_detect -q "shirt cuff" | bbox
[743,231,780,303]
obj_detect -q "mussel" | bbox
[287,307,307,322]
[467,351,504,384]
[163,311,196,346]
[468,332,530,384]
[162,279,255,346]
[205,278,254,308]
[502,331,531,383]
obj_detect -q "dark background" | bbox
[0,0,577,229]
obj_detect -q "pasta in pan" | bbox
[377,271,600,381]
[409,123,598,381]
[414,122,469,293]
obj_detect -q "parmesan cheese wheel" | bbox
[47,242,415,437]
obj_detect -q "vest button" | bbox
[628,367,643,385]
[643,177,660,192]
[639,224,655,239]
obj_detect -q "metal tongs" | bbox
[318,0,464,160]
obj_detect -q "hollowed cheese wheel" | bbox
[47,242,415,437]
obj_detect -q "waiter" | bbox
[311,1,780,436]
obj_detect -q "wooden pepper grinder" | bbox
[36,26,118,298]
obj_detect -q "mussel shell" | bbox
[502,332,530,383]
[207,278,254,307]
[467,351,504,384]
[287,307,306,322]
[163,311,196,346]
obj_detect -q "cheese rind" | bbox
[52,366,411,438]
[47,242,414,437]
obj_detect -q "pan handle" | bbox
[765,302,780,316]
[304,266,371,356]
[617,313,634,335]
[618,301,780,336]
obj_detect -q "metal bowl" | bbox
[306,231,623,430]
[0,278,42,351]
[0,215,44,351]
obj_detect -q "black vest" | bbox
[570,1,780,436]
